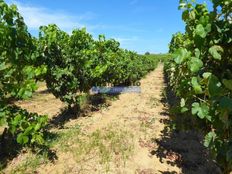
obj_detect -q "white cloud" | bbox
[115,36,138,42]
[10,1,95,31]
[114,36,139,46]
[7,1,146,35]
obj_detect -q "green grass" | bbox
[8,150,50,174]
[53,123,134,172]
[149,96,160,108]
[6,123,134,173]
[139,116,156,139]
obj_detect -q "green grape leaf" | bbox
[192,102,211,121]
[180,98,186,107]
[181,107,189,113]
[182,10,189,21]
[205,24,212,33]
[0,114,6,126]
[191,77,203,94]
[189,10,196,20]
[0,62,7,71]
[24,126,33,135]
[173,48,190,64]
[12,114,22,126]
[195,24,207,38]
[194,48,200,58]
[179,1,187,9]
[208,75,222,97]
[23,90,33,99]
[209,45,223,60]
[188,57,203,73]
[32,134,44,145]
[204,131,216,147]
[34,123,41,131]
[203,72,212,79]
[222,79,232,91]
[192,102,200,115]
[17,133,29,145]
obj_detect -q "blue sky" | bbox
[6,0,211,54]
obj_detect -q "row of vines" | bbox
[0,0,158,149]
[166,0,232,173]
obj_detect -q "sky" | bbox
[5,0,211,54]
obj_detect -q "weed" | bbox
[9,150,50,174]
[139,117,156,138]
[54,123,134,173]
[149,97,160,108]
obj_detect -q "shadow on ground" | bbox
[151,70,221,174]
[49,94,118,129]
[0,93,118,170]
[0,130,58,170]
[0,129,22,170]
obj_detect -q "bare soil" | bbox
[2,65,220,174]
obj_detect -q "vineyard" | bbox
[0,0,231,173]
[167,0,232,173]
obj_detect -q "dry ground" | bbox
[1,65,220,174]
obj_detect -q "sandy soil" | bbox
[3,64,220,174]
[16,83,65,117]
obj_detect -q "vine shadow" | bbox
[0,130,58,170]
[49,93,119,129]
[0,130,22,170]
[151,69,221,174]
[0,92,119,170]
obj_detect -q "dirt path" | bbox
[34,64,180,174]
[4,64,219,174]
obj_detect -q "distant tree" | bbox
[145,52,150,55]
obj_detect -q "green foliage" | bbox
[167,0,232,172]
[0,0,47,147]
[37,25,158,108]
[5,107,48,145]
[37,25,89,106]
[1,0,159,153]
[169,32,190,53]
